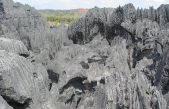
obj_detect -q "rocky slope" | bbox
[0,0,169,109]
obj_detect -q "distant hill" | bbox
[39,9,88,26]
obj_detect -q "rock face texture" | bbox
[0,0,169,109]
[0,0,71,55]
[66,3,169,109]
[0,37,29,56]
[0,50,52,109]
[0,96,13,109]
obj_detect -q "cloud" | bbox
[14,0,50,4]
[145,0,167,3]
[152,0,167,3]
[13,0,169,9]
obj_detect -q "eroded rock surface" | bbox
[0,50,53,109]
[0,95,13,109]
[48,35,167,109]
[0,37,29,56]
[0,0,169,109]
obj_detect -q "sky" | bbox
[13,0,169,10]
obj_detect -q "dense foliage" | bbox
[39,10,86,26]
[46,15,77,25]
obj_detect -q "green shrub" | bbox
[41,13,78,26]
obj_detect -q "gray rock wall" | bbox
[0,0,168,109]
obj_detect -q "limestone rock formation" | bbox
[0,50,52,109]
[0,0,70,55]
[0,37,29,56]
[67,3,169,109]
[0,96,13,109]
[0,0,169,109]
[48,35,167,109]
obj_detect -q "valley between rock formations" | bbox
[0,0,169,109]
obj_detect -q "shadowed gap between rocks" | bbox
[47,69,59,91]
[106,25,136,45]
[59,76,87,94]
[59,76,98,108]
[1,95,32,109]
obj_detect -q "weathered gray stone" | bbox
[0,50,52,109]
[0,0,169,109]
[0,95,13,109]
[0,37,29,56]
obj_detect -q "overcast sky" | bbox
[13,0,169,10]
